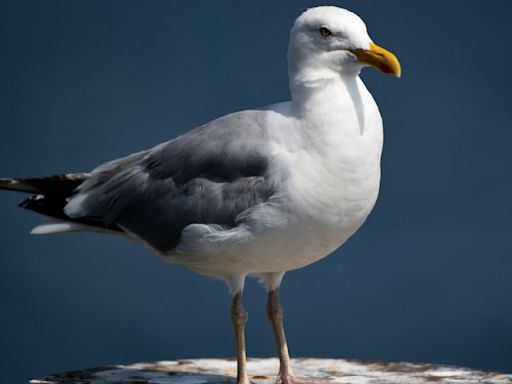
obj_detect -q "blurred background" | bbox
[1,0,511,382]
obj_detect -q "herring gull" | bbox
[0,6,400,384]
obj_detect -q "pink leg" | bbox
[267,288,294,384]
[232,291,250,384]
[267,288,331,384]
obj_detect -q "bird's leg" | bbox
[231,291,250,384]
[267,287,294,384]
[267,288,332,384]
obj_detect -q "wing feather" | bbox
[66,110,274,253]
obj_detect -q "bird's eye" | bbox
[319,27,332,37]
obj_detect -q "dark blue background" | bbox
[1,1,511,382]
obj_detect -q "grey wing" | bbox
[65,110,274,253]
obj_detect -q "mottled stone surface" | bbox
[29,358,512,384]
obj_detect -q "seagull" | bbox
[0,6,400,384]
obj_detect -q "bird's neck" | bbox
[289,71,369,138]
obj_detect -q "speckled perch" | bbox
[29,358,512,384]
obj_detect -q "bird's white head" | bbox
[288,6,401,85]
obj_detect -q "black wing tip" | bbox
[0,178,37,193]
[19,193,123,233]
[0,178,14,186]
[3,173,123,234]
[18,194,42,208]
[0,173,89,194]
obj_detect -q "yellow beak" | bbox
[350,42,401,77]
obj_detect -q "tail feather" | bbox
[31,222,84,235]
[1,173,122,234]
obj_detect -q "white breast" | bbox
[170,76,383,278]
[254,76,383,271]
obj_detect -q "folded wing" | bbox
[65,110,275,253]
